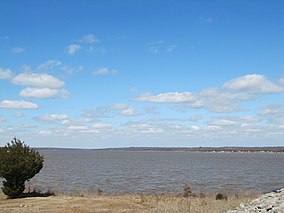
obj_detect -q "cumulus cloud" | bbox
[134,92,199,103]
[12,47,25,53]
[66,34,103,56]
[134,90,249,113]
[20,87,58,99]
[39,114,68,121]
[134,74,282,113]
[123,122,164,134]
[82,104,138,118]
[208,119,237,126]
[260,105,284,118]
[62,118,95,127]
[241,116,260,123]
[66,44,81,55]
[110,103,137,116]
[0,68,14,79]
[67,122,111,132]
[12,73,64,88]
[223,74,283,93]
[0,100,38,109]
[191,125,200,131]
[19,87,70,99]
[200,88,251,113]
[68,125,89,130]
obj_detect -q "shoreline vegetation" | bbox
[0,188,261,213]
[36,146,284,153]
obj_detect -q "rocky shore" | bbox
[224,188,284,213]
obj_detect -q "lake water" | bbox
[24,150,284,194]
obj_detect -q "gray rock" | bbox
[224,188,284,213]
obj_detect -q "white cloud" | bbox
[38,130,53,136]
[224,74,283,93]
[124,122,164,134]
[121,107,136,116]
[12,47,25,53]
[133,74,281,114]
[68,125,89,130]
[39,114,68,121]
[58,89,71,99]
[134,90,249,113]
[208,119,237,126]
[61,65,83,74]
[38,60,62,71]
[134,92,199,103]
[66,44,81,55]
[242,116,260,123]
[0,68,14,79]
[38,59,83,74]
[92,123,111,129]
[191,125,200,131]
[66,122,112,133]
[93,67,108,75]
[12,73,64,88]
[0,100,38,109]
[61,118,96,127]
[260,105,284,117]
[81,34,100,44]
[20,87,58,99]
[200,88,251,113]
[110,103,137,116]
[259,105,284,128]
[93,67,117,76]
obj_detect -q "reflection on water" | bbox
[25,150,284,194]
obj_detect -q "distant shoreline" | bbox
[35,146,284,153]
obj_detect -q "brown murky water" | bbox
[21,150,284,194]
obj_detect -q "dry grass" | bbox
[0,191,259,213]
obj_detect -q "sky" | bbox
[0,0,284,148]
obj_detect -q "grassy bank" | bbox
[0,191,259,213]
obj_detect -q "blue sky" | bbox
[0,0,284,148]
